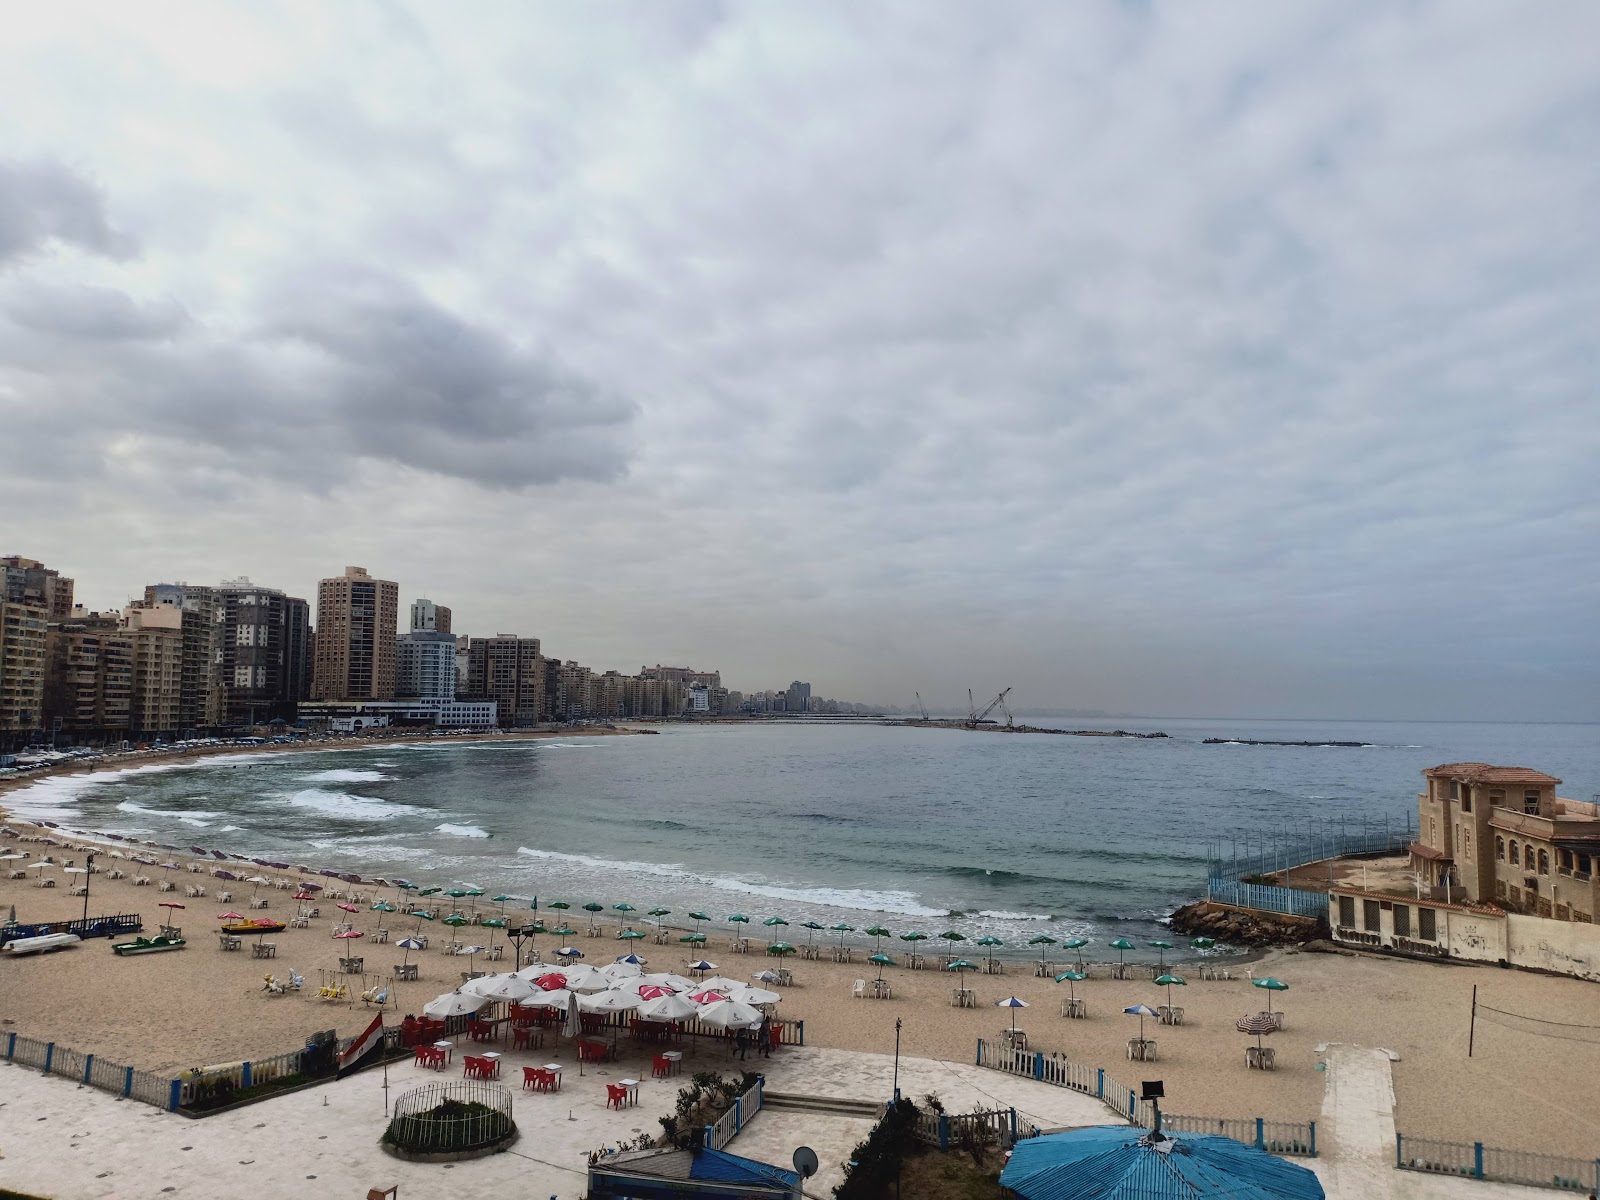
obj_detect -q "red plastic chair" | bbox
[522,1065,541,1091]
[651,1055,672,1079]
[462,1055,483,1079]
[605,1083,627,1110]
[413,1045,432,1067]
[513,1026,539,1051]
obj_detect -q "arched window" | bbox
[1538,850,1550,876]
[1509,842,1519,866]
[1495,837,1505,862]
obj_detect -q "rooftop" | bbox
[1423,763,1561,786]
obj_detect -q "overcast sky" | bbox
[2,2,1596,721]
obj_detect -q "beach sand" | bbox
[2,855,1597,1158]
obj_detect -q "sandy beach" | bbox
[2,847,1597,1160]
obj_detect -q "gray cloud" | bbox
[0,159,134,264]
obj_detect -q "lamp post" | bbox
[81,851,94,924]
[893,1017,902,1100]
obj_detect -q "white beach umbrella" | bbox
[640,972,696,992]
[476,974,540,1004]
[637,992,700,1022]
[728,985,781,1007]
[578,988,643,1014]
[698,976,745,994]
[459,972,512,998]
[561,963,613,994]
[525,987,573,1009]
[600,960,643,982]
[696,998,763,1030]
[422,990,490,1018]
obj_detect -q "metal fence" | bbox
[914,1107,1018,1151]
[3,1030,178,1111]
[1205,818,1415,918]
[1397,1133,1598,1192]
[704,1077,765,1151]
[0,911,143,948]
[386,1080,514,1154]
[1204,880,1330,918]
[976,1039,1316,1157]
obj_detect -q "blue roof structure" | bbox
[1000,1127,1325,1200]
[691,1147,800,1187]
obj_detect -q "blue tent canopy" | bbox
[1000,1127,1324,1200]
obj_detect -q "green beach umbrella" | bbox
[727,913,750,924]
[1108,937,1134,966]
[371,901,396,913]
[868,952,895,980]
[1029,934,1058,971]
[583,902,604,914]
[976,935,1004,971]
[763,915,789,928]
[944,958,978,976]
[689,910,711,927]
[480,917,508,928]
[552,925,577,937]
[442,913,470,928]
[614,902,636,912]
[614,902,637,934]
[547,900,571,911]
[492,894,511,902]
[1154,972,1187,1007]
[648,907,672,931]
[679,932,707,944]
[465,888,485,898]
[864,924,892,952]
[1063,936,1091,967]
[1148,940,1173,970]
[937,930,967,961]
[419,887,441,897]
[1054,969,1087,1003]
[445,888,468,898]
[397,882,418,891]
[620,929,648,941]
[800,920,824,945]
[767,941,795,957]
[1189,936,1216,950]
[830,922,855,951]
[1253,976,1289,1015]
[899,931,928,943]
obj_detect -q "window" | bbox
[1450,781,1460,800]
[1393,905,1411,937]
[1538,850,1550,876]
[1509,842,1519,866]
[1461,790,1472,813]
[1419,907,1437,941]
[1495,837,1505,862]
[1363,899,1382,932]
[1560,850,1574,872]
[1464,830,1473,861]
[1581,855,1593,876]
[1430,818,1437,845]
[1490,789,1505,807]
[1338,895,1356,927]
[1525,791,1541,815]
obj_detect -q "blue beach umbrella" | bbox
[1123,1002,1159,1040]
[995,995,1029,1034]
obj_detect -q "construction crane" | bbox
[968,688,1012,727]
[913,692,930,721]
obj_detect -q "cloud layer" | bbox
[1,2,1596,720]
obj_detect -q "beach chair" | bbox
[606,1083,628,1110]
[522,1065,542,1091]
[652,1055,672,1079]
[512,1026,541,1051]
[852,978,867,998]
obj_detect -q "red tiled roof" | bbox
[1424,763,1561,785]
[1408,842,1449,861]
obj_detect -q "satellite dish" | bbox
[792,1146,819,1178]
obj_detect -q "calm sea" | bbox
[11,718,1598,957]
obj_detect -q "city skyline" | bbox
[1,6,1597,722]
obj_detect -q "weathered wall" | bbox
[1505,914,1600,982]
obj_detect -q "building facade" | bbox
[397,631,459,701]
[464,635,543,726]
[122,603,184,738]
[1,556,74,622]
[141,583,225,731]
[283,596,313,704]
[0,601,49,736]
[1410,762,1600,923]
[312,566,399,701]
[217,578,287,724]
[409,598,452,634]
[43,617,133,737]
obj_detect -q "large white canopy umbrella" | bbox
[422,990,490,1018]
[459,972,511,998]
[640,972,696,993]
[698,976,746,994]
[524,987,573,1009]
[475,974,541,1004]
[560,963,614,994]
[637,992,700,1022]
[696,998,763,1030]
[727,985,781,1007]
[577,988,643,1014]
[600,961,642,982]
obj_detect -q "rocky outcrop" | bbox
[1168,900,1325,948]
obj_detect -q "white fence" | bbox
[704,1078,766,1151]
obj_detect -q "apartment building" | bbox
[0,601,48,734]
[1,556,74,622]
[397,631,459,701]
[312,566,399,701]
[141,583,225,730]
[44,616,133,735]
[465,634,543,726]
[122,602,184,737]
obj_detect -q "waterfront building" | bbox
[409,598,451,634]
[785,680,812,714]
[296,698,497,732]
[557,660,592,720]
[312,566,398,702]
[217,578,288,724]
[1,556,74,622]
[0,601,49,734]
[1410,762,1600,923]
[282,596,313,704]
[688,683,710,713]
[464,634,543,726]
[397,631,458,701]
[43,616,133,736]
[121,603,184,738]
[139,583,225,731]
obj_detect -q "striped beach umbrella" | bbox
[996,995,1029,1034]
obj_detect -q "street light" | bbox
[81,851,95,924]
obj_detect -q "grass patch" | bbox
[899,1149,1006,1200]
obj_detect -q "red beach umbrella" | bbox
[334,929,364,940]
[158,901,185,911]
[217,911,245,921]
[336,903,359,913]
[689,988,726,1004]
[637,984,675,1001]
[535,972,567,991]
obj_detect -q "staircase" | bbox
[760,1091,884,1120]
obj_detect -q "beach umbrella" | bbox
[158,900,185,914]
[533,971,569,991]
[395,936,424,969]
[688,910,711,932]
[689,988,728,1004]
[899,931,928,947]
[642,972,697,993]
[864,924,892,952]
[763,915,789,929]
[555,946,585,960]
[1236,1011,1279,1052]
[582,902,604,922]
[637,983,676,1001]
[1028,934,1058,972]
[294,890,315,901]
[800,920,824,946]
[578,988,642,1015]
[751,969,783,985]
[480,916,508,929]
[1190,936,1216,950]
[945,958,978,976]
[456,945,486,958]
[1149,940,1174,970]
[619,929,648,942]
[418,887,441,897]
[397,882,418,892]
[977,935,1005,972]
[679,932,707,945]
[1155,973,1187,1008]
[638,992,699,1023]
[547,900,571,911]
[334,929,364,941]
[1063,936,1090,966]
[729,984,781,1007]
[1252,977,1289,1016]
[996,996,1029,1035]
[830,922,855,951]
[766,942,795,958]
[1123,1003,1158,1041]
[422,990,489,1019]
[371,901,396,913]
[442,913,469,928]
[551,925,577,937]
[687,959,717,975]
[1108,937,1134,967]
[562,963,613,993]
[1055,970,1087,1003]
[613,902,637,933]
[868,952,895,980]
[648,907,672,932]
[525,986,572,1010]
[614,952,647,967]
[602,960,642,982]
[479,974,540,1004]
[1000,1127,1326,1200]
[445,888,469,899]
[336,902,359,914]
[217,909,245,920]
[697,998,762,1030]
[698,976,745,993]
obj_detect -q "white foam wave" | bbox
[115,800,224,821]
[437,823,490,839]
[3,763,194,818]
[285,788,426,819]
[514,845,945,918]
[976,909,1052,921]
[302,768,393,783]
[539,743,597,749]
[219,825,244,832]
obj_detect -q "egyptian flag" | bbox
[337,1013,386,1078]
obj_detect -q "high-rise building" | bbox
[409,598,452,634]
[397,631,458,701]
[312,566,399,701]
[0,601,49,735]
[217,578,287,724]
[283,596,313,704]
[141,583,225,730]
[122,602,184,737]
[1,556,74,622]
[464,634,542,726]
[44,617,133,736]
[786,681,812,714]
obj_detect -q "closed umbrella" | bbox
[1055,970,1087,1004]
[996,995,1029,1035]
[1123,1003,1158,1041]
[868,952,895,980]
[1154,973,1187,1008]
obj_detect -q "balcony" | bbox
[1557,868,1594,883]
